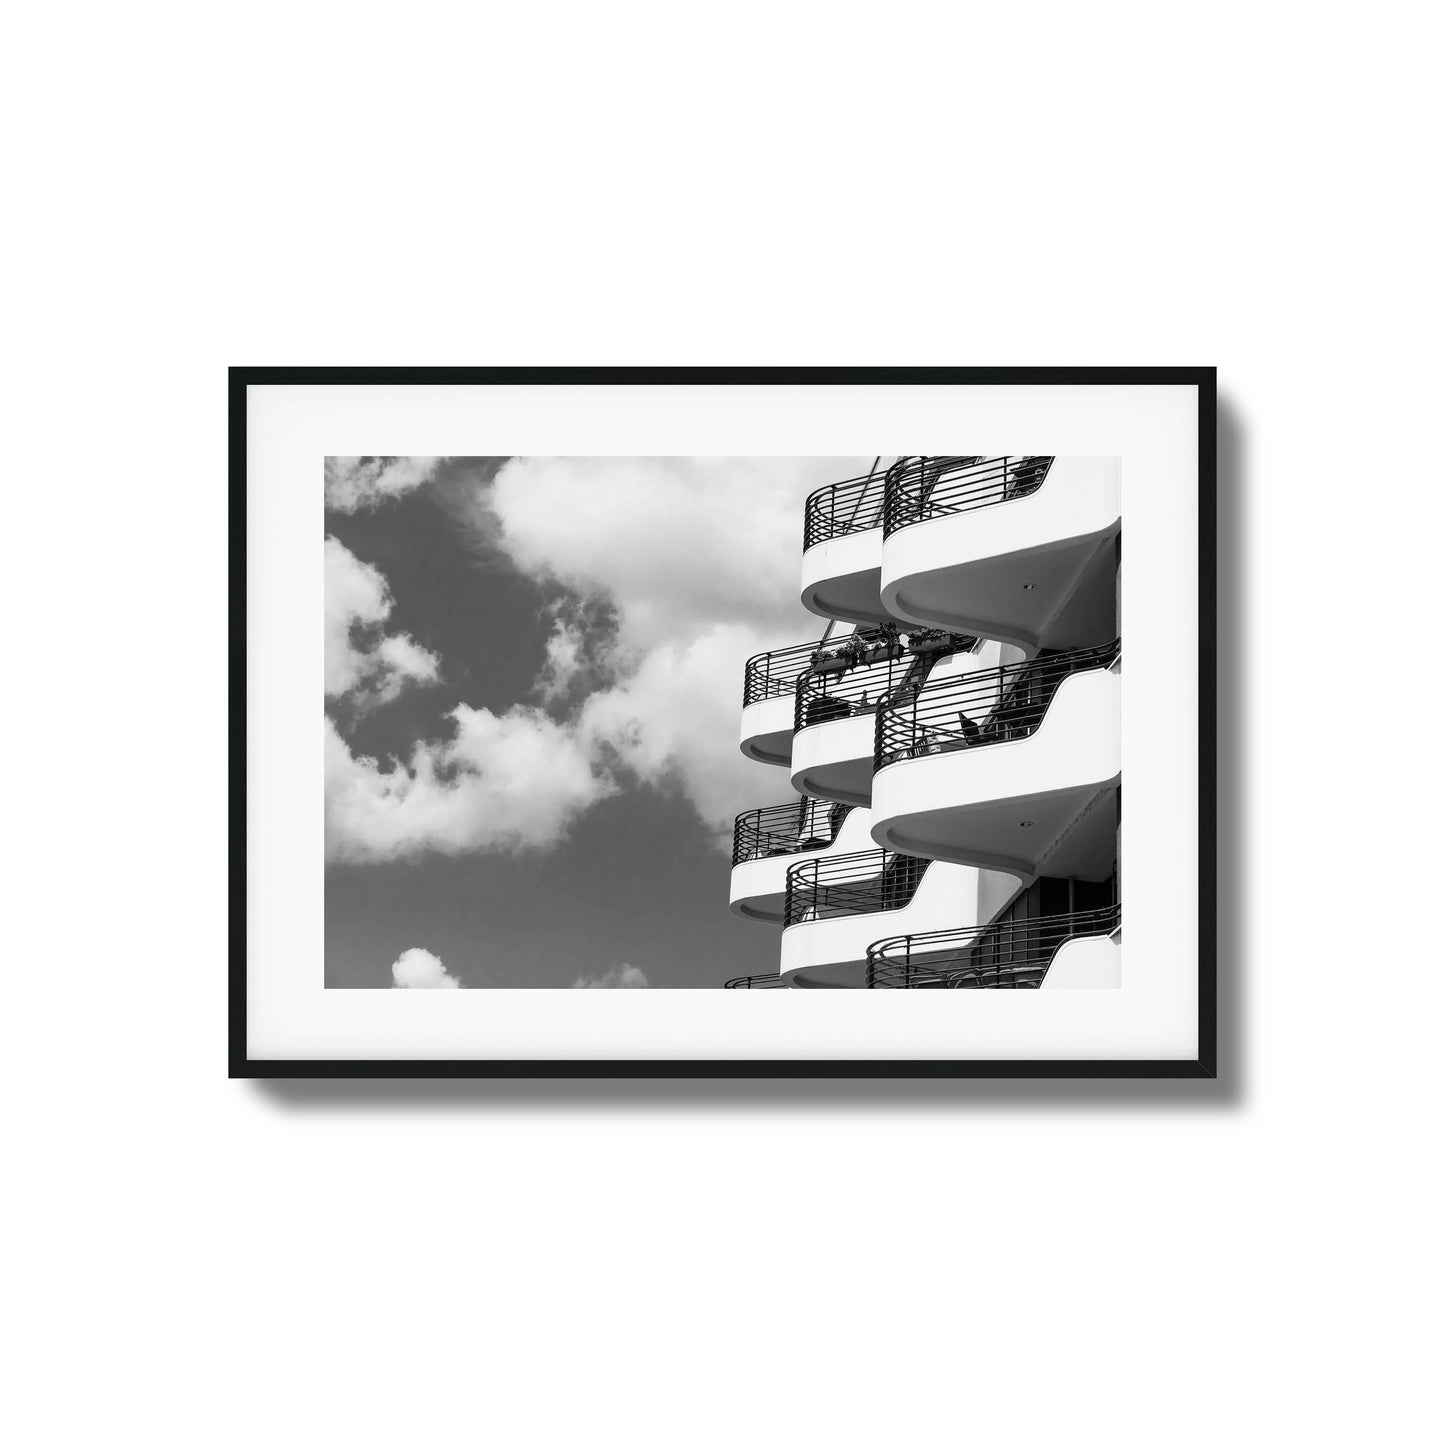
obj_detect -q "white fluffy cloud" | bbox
[325,456,443,512]
[325,705,614,864]
[571,964,649,989]
[325,457,877,865]
[533,599,609,707]
[575,622,773,834]
[323,537,613,866]
[391,947,461,989]
[475,457,873,834]
[325,537,441,707]
[485,457,863,652]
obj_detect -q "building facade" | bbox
[727,456,1122,990]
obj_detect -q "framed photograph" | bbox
[235,367,1216,1078]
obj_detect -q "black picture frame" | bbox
[232,366,1217,1080]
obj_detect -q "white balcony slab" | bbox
[780,859,981,986]
[1041,933,1121,989]
[739,694,795,767]
[870,667,1121,879]
[880,456,1121,652]
[729,808,876,924]
[786,645,1005,806]
[789,711,875,806]
[801,528,891,626]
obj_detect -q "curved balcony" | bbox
[789,632,985,805]
[729,799,866,922]
[866,902,1121,989]
[800,460,897,626]
[870,641,1121,880]
[880,455,1121,653]
[779,847,981,987]
[739,639,819,766]
[723,973,789,989]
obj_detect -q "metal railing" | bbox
[731,800,854,868]
[724,973,789,989]
[795,627,981,733]
[802,460,893,549]
[882,455,1054,536]
[866,903,1120,988]
[784,848,932,927]
[742,638,823,708]
[874,639,1120,771]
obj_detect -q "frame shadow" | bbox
[252,393,1247,1113]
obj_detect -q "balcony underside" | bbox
[787,960,868,988]
[739,695,795,767]
[883,525,1119,655]
[872,779,1119,881]
[789,713,875,806]
[801,531,892,627]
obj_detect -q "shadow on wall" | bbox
[256,410,1247,1114]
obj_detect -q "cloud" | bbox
[481,457,866,652]
[325,705,615,864]
[575,622,776,834]
[391,947,461,989]
[325,458,879,864]
[325,537,441,707]
[537,617,585,703]
[469,457,875,835]
[571,964,649,989]
[326,456,443,512]
[533,598,611,707]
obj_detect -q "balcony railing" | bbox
[795,626,981,732]
[723,973,789,989]
[875,639,1121,771]
[731,799,854,868]
[784,848,932,927]
[802,461,892,550]
[742,638,823,708]
[881,455,1054,536]
[866,902,1120,988]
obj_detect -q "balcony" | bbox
[870,641,1121,880]
[723,973,789,989]
[728,798,865,923]
[778,847,982,987]
[800,460,896,625]
[879,455,1121,653]
[739,639,818,766]
[789,628,985,806]
[867,900,1121,989]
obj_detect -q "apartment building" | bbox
[726,456,1122,989]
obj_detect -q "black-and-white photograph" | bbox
[325,454,1121,991]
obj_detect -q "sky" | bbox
[324,455,874,988]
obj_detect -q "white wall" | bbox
[6,13,1440,1445]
